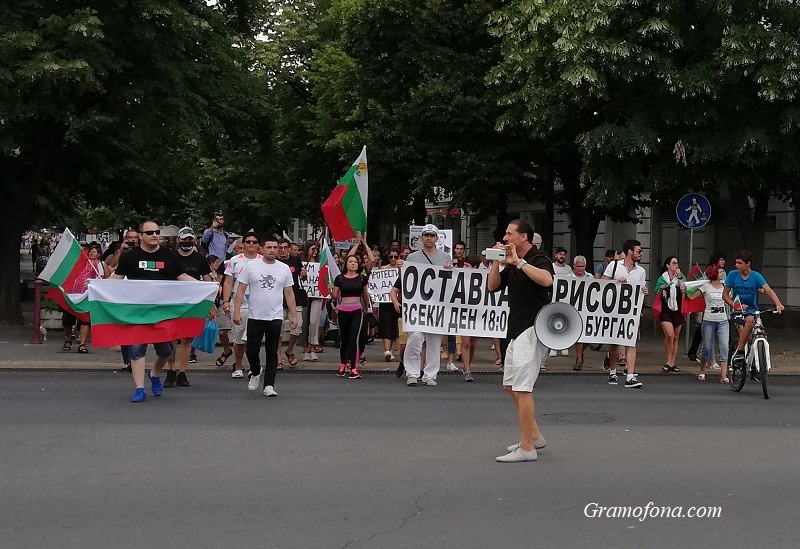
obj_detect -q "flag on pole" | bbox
[682,264,707,314]
[87,279,218,347]
[317,238,341,298]
[37,229,92,322]
[321,146,368,241]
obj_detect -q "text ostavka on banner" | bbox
[551,275,644,346]
[400,264,510,338]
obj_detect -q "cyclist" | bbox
[722,250,784,380]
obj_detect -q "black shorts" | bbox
[657,308,685,328]
[376,303,399,340]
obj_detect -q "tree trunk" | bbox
[0,222,26,325]
[569,207,602,263]
[728,185,769,269]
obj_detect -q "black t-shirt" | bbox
[279,256,308,307]
[177,251,211,281]
[493,248,554,340]
[116,246,187,280]
[334,274,368,299]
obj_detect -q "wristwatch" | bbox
[517,259,527,269]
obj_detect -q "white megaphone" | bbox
[534,302,583,351]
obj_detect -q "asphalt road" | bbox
[1,373,798,548]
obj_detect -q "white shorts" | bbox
[231,306,249,345]
[503,325,547,392]
[282,306,304,340]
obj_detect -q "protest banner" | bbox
[400,264,509,337]
[300,262,330,299]
[369,267,398,304]
[409,226,453,258]
[551,275,644,346]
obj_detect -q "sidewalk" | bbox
[9,247,799,375]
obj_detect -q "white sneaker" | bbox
[406,377,418,386]
[507,436,547,452]
[422,377,437,386]
[262,385,277,397]
[710,362,721,370]
[247,371,262,391]
[496,447,537,462]
[548,350,557,357]
[231,370,244,379]
[561,349,569,356]
[384,350,393,362]
[309,352,319,361]
[302,353,311,361]
[446,363,459,372]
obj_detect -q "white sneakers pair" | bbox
[303,352,319,362]
[406,376,437,386]
[496,436,547,463]
[548,349,569,357]
[247,371,277,397]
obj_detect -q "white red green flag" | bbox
[87,279,217,347]
[321,146,368,241]
[37,229,91,322]
[317,238,341,298]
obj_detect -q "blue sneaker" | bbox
[148,371,163,396]
[130,388,146,403]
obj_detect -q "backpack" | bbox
[35,255,49,275]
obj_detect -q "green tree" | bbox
[0,1,277,323]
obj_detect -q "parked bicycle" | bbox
[728,308,777,399]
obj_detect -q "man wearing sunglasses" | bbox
[112,221,198,402]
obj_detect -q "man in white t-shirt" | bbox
[233,238,296,397]
[602,239,649,388]
[552,247,572,276]
[221,234,263,378]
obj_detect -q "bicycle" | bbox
[728,308,777,399]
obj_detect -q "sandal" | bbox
[314,345,324,354]
[62,340,72,352]
[720,377,730,384]
[697,373,705,381]
[539,365,547,373]
[494,358,502,366]
[662,365,671,372]
[669,365,681,372]
[215,350,233,367]
[77,344,89,354]
[277,360,284,371]
[573,362,582,371]
[285,352,298,367]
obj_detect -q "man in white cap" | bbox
[164,226,212,387]
[403,224,452,386]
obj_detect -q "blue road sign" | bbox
[676,193,711,229]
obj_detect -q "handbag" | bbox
[192,318,220,354]
[364,311,379,329]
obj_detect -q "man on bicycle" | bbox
[723,250,784,379]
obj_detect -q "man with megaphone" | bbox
[487,219,554,463]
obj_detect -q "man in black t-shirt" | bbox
[487,219,554,463]
[277,239,307,367]
[163,227,214,388]
[112,220,197,403]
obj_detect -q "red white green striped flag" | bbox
[682,263,706,314]
[87,279,218,347]
[321,146,368,241]
[317,238,341,298]
[38,229,91,322]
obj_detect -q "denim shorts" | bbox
[128,342,174,361]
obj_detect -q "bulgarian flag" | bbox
[317,238,341,299]
[87,279,218,347]
[38,229,91,322]
[682,264,707,314]
[321,146,368,241]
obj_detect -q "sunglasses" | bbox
[389,255,399,259]
[141,230,160,236]
[244,240,259,244]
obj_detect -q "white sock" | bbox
[627,373,636,381]
[609,369,617,375]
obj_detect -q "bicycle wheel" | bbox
[729,340,745,392]
[757,341,769,400]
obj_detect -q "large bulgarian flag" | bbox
[38,229,91,322]
[87,279,218,347]
[321,146,368,241]
[317,238,341,298]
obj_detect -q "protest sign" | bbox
[551,275,644,346]
[400,264,509,337]
[300,262,330,299]
[409,226,453,258]
[369,268,398,304]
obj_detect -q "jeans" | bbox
[447,335,456,354]
[121,345,131,365]
[245,319,282,388]
[701,320,729,363]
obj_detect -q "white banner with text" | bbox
[400,264,509,337]
[551,275,644,346]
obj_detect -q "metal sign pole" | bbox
[685,228,694,352]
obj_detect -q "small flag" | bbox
[317,238,341,298]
